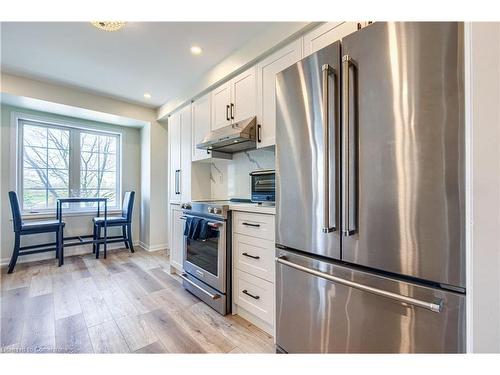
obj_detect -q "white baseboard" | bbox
[0,241,140,267]
[137,241,169,253]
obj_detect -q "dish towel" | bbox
[184,216,203,240]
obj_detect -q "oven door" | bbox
[182,215,226,293]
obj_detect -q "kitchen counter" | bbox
[228,202,275,215]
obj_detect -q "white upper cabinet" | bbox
[192,93,211,162]
[211,66,257,130]
[230,66,257,123]
[256,38,302,149]
[211,82,232,131]
[179,104,192,203]
[168,111,181,203]
[303,22,359,57]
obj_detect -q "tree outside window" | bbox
[20,119,120,212]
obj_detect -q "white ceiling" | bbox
[0,22,279,107]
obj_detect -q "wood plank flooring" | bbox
[0,248,274,353]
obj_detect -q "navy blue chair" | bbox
[7,191,65,273]
[93,191,135,258]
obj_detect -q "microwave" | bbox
[250,169,275,203]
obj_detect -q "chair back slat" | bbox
[9,191,23,232]
[121,191,135,222]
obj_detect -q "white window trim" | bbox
[11,111,123,215]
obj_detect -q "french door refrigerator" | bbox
[275,22,465,353]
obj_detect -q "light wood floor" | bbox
[0,248,274,353]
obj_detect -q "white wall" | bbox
[140,125,151,247]
[467,22,500,353]
[1,73,168,253]
[146,121,168,251]
[157,23,313,120]
[0,104,141,264]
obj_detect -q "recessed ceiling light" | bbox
[91,21,126,32]
[143,93,152,100]
[190,45,202,55]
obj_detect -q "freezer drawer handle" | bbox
[276,256,443,313]
[179,273,221,300]
[242,289,260,300]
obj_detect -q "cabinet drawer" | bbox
[233,211,275,241]
[234,233,274,282]
[234,270,274,325]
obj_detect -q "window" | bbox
[18,117,121,212]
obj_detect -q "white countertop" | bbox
[228,202,276,215]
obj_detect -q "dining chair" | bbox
[93,191,135,258]
[7,191,65,273]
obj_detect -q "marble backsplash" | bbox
[209,147,275,200]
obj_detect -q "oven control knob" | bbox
[181,203,191,210]
[212,208,221,215]
[208,207,214,213]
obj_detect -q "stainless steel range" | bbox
[179,200,233,315]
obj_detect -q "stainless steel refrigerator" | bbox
[275,22,465,353]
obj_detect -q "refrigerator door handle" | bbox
[342,55,356,236]
[322,64,336,233]
[276,256,443,313]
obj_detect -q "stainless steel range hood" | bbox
[197,116,256,154]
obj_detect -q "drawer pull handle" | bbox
[242,222,260,228]
[242,252,260,260]
[242,289,260,300]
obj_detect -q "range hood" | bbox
[197,116,257,154]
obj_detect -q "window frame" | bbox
[14,112,122,214]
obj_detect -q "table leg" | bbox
[104,200,108,259]
[58,225,64,266]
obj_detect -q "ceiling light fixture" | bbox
[91,21,126,32]
[143,93,152,100]
[190,45,202,55]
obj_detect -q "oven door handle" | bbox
[182,215,225,225]
[179,273,221,300]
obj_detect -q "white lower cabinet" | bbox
[232,211,275,336]
[234,269,274,325]
[169,204,184,272]
[233,233,275,282]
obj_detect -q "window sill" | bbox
[20,209,123,220]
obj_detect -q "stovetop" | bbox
[193,198,251,205]
[181,198,252,218]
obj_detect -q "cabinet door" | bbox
[192,93,211,161]
[256,39,302,148]
[168,112,181,203]
[211,82,231,130]
[169,205,184,271]
[303,22,358,56]
[179,104,192,203]
[230,66,256,123]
